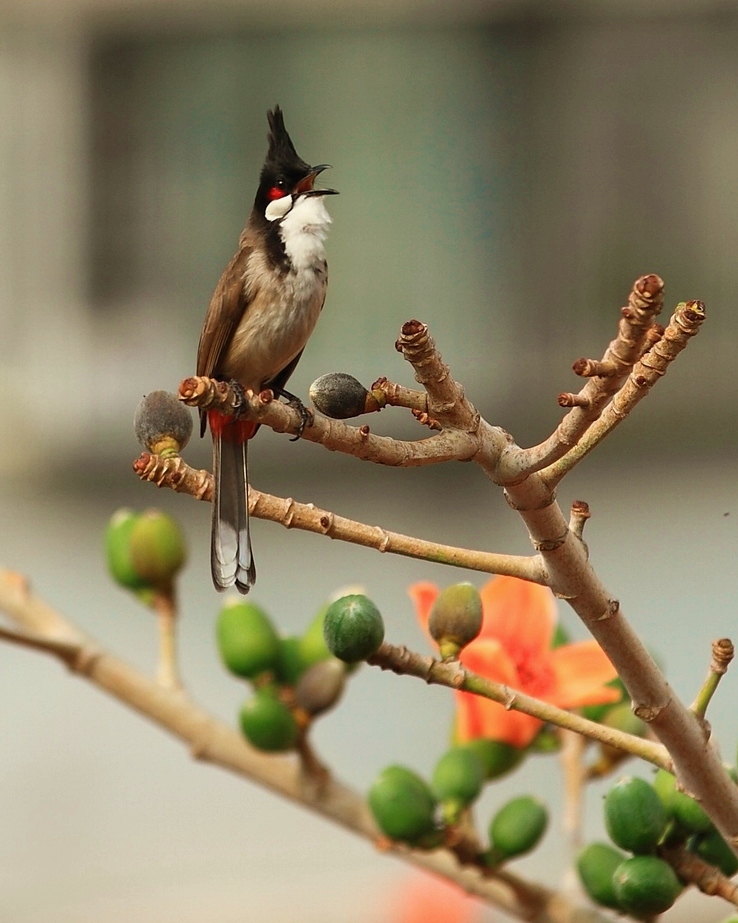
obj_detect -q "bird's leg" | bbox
[228,380,249,417]
[276,387,313,441]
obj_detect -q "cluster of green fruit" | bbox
[106,508,187,600]
[578,771,738,917]
[368,743,547,865]
[218,593,385,752]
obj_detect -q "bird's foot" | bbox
[228,380,249,416]
[278,388,313,440]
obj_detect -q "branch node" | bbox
[569,500,591,540]
[593,599,620,622]
[557,392,591,409]
[572,358,618,378]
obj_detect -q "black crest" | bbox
[263,106,311,177]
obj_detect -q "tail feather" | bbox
[211,430,256,593]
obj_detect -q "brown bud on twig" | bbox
[134,391,193,457]
[308,372,383,419]
[572,358,618,378]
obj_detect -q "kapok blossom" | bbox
[409,576,619,748]
[391,872,481,923]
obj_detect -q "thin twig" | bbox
[133,453,546,583]
[367,642,670,770]
[691,638,734,719]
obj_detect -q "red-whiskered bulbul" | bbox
[196,106,337,593]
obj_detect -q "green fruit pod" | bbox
[128,509,186,591]
[489,795,549,861]
[294,658,347,717]
[105,509,150,591]
[368,765,437,843]
[216,599,281,680]
[576,842,626,910]
[275,636,307,686]
[612,856,681,916]
[461,739,525,781]
[654,768,714,834]
[428,584,483,660]
[239,689,298,752]
[432,747,485,819]
[691,828,738,877]
[604,776,667,854]
[323,595,384,663]
[299,604,332,669]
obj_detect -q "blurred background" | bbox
[0,1,737,921]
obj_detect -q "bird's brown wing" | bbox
[196,245,253,379]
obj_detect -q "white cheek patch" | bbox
[265,194,294,222]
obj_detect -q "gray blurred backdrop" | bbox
[1,1,737,921]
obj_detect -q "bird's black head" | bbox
[253,106,336,217]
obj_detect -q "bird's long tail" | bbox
[209,413,257,593]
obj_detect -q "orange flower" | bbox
[391,872,481,923]
[409,576,619,748]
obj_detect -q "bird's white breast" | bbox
[278,194,332,271]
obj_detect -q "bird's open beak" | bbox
[296,164,339,197]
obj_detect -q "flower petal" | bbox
[549,641,619,708]
[408,582,439,632]
[456,689,543,747]
[392,872,480,923]
[461,638,518,686]
[478,576,556,656]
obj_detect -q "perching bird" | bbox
[196,107,337,593]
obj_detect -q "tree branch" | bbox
[0,568,609,923]
[133,453,546,583]
[367,642,670,769]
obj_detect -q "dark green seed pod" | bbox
[431,747,485,822]
[239,689,298,752]
[612,856,681,916]
[461,738,525,781]
[216,599,281,680]
[105,508,151,592]
[604,776,667,854]
[298,604,333,669]
[275,636,307,686]
[294,658,347,717]
[134,390,193,456]
[576,842,626,910]
[428,583,483,660]
[690,828,738,877]
[488,795,549,862]
[309,372,374,419]
[128,509,187,592]
[654,768,715,835]
[323,595,384,663]
[368,765,437,843]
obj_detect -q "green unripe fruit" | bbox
[604,776,667,853]
[428,583,483,660]
[489,795,549,861]
[576,842,626,910]
[299,604,333,669]
[368,766,437,843]
[239,690,298,752]
[612,856,681,916]
[323,595,384,663]
[462,738,525,780]
[691,829,738,877]
[216,599,281,679]
[105,509,150,591]
[128,509,186,591]
[274,636,306,686]
[654,769,714,834]
[432,747,484,822]
[294,658,347,717]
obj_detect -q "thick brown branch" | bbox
[368,642,670,770]
[0,569,609,923]
[660,845,738,906]
[133,453,545,583]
